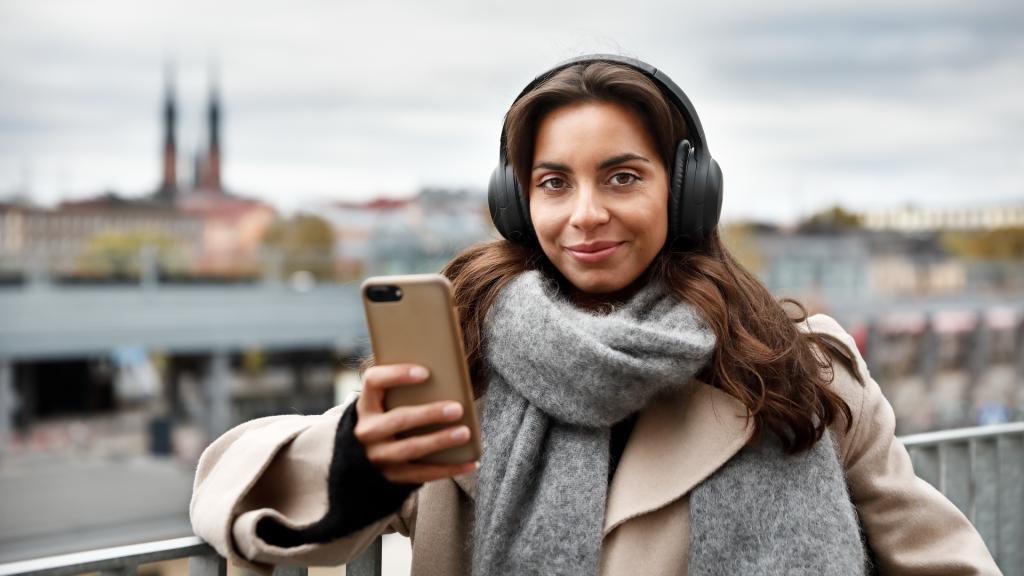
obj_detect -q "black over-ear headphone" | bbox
[487,53,723,250]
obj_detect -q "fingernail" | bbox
[409,366,429,380]
[442,403,462,419]
[450,426,470,441]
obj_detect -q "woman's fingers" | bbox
[352,363,476,485]
[358,364,430,413]
[355,401,464,444]
[365,424,472,466]
[381,461,479,485]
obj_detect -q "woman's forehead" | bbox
[533,101,660,164]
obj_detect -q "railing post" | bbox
[909,445,939,488]
[941,441,971,515]
[166,357,184,422]
[972,437,998,553]
[346,536,383,576]
[998,433,1024,576]
[203,351,231,441]
[0,357,13,464]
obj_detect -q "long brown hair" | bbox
[442,60,863,454]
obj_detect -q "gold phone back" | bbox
[361,274,481,465]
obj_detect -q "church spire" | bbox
[156,62,178,201]
[198,65,222,193]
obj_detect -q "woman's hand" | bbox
[354,363,478,484]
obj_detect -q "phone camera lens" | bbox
[367,285,403,302]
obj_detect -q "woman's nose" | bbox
[568,185,610,231]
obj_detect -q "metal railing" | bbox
[902,421,1024,575]
[0,535,381,576]
[1,422,1022,576]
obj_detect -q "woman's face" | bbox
[528,100,669,295]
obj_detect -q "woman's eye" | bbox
[539,177,567,190]
[610,172,639,186]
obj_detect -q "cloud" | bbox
[0,0,1020,219]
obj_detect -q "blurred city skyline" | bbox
[1,0,1022,222]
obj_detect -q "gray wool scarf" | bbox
[473,270,867,576]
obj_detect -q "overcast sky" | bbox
[1,0,1021,222]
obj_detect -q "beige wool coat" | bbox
[190,314,1001,575]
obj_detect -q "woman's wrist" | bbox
[255,401,420,547]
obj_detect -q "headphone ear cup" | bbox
[669,140,723,250]
[488,163,534,243]
[668,140,696,249]
[703,157,723,234]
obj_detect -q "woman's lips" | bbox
[565,241,624,263]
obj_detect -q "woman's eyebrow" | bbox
[597,152,650,170]
[532,152,651,173]
[533,160,572,173]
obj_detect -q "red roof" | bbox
[333,197,412,210]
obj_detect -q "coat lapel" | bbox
[449,381,754,535]
[602,381,753,535]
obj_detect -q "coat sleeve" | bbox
[807,314,1001,575]
[188,393,418,574]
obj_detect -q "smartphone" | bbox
[360,273,481,465]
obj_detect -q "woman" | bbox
[190,55,1000,575]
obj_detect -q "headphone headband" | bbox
[498,53,711,162]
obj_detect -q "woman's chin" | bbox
[564,271,637,296]
[557,261,659,304]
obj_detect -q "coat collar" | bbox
[449,381,754,535]
[602,381,752,534]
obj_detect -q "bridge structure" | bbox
[2,275,1023,450]
[0,278,367,462]
[2,276,1023,459]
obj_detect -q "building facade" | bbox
[321,188,494,279]
[0,67,276,280]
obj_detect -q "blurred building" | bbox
[0,195,204,277]
[321,187,494,278]
[864,204,1024,231]
[176,192,276,274]
[752,229,870,308]
[867,231,968,296]
[0,67,275,280]
[745,224,1019,310]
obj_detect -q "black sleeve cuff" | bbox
[255,401,421,547]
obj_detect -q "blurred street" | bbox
[0,454,193,562]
